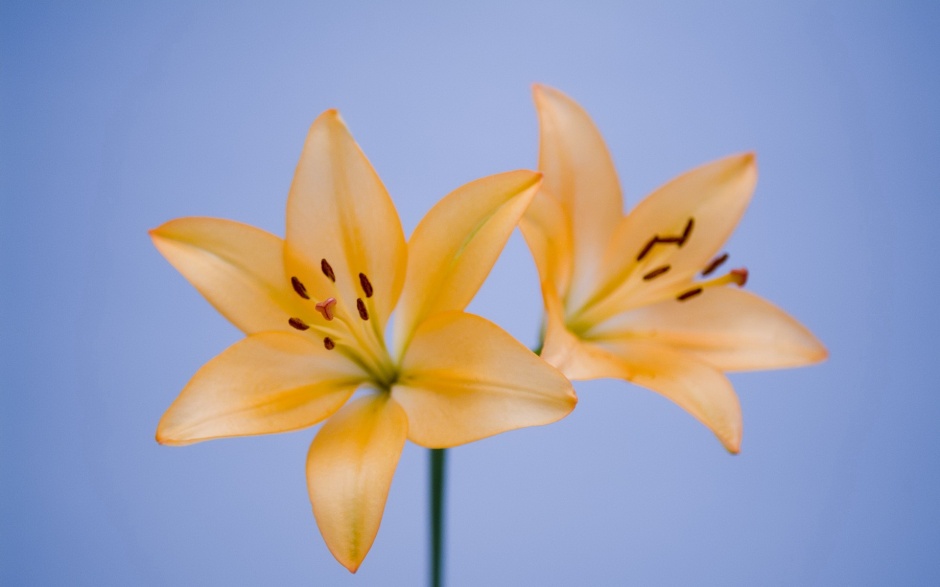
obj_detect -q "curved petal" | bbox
[588,287,828,372]
[306,393,407,573]
[156,332,367,445]
[393,171,541,355]
[520,184,572,299]
[540,288,741,452]
[576,154,757,325]
[284,110,407,337]
[150,217,299,335]
[533,84,623,309]
[393,312,576,448]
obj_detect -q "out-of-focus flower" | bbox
[151,110,576,572]
[522,85,826,453]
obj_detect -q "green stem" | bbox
[430,448,446,587]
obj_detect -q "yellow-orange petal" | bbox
[306,393,408,573]
[156,332,366,445]
[284,110,407,336]
[393,311,576,448]
[533,84,623,310]
[589,287,827,372]
[540,286,741,452]
[150,217,299,335]
[519,183,573,300]
[577,153,757,324]
[392,170,541,356]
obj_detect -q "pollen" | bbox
[679,217,694,246]
[359,273,374,298]
[291,276,310,299]
[676,287,703,301]
[701,253,729,277]
[321,259,336,282]
[643,265,671,281]
[323,337,335,350]
[288,317,310,330]
[636,237,658,262]
[356,298,369,321]
[315,298,337,321]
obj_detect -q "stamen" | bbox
[288,317,310,330]
[730,267,748,287]
[356,298,369,321]
[323,337,335,350]
[636,237,658,262]
[359,273,374,298]
[321,259,336,282]
[290,276,310,299]
[643,265,671,281]
[701,253,729,277]
[315,298,337,321]
[676,287,703,301]
[679,217,694,246]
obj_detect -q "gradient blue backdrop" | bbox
[3,1,938,585]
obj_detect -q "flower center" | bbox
[285,258,396,386]
[568,216,750,335]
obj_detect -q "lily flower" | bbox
[521,85,826,454]
[151,110,576,572]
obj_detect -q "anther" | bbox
[730,268,748,287]
[315,298,337,321]
[679,217,694,246]
[288,317,310,330]
[643,265,671,281]
[323,337,335,350]
[321,259,336,282]
[359,273,374,298]
[290,276,310,299]
[636,237,658,262]
[676,287,703,302]
[356,298,369,321]
[701,253,729,277]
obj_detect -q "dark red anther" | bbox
[288,317,309,330]
[643,265,671,281]
[679,217,694,246]
[356,298,369,321]
[323,337,335,350]
[359,273,374,298]
[636,237,658,262]
[701,253,729,277]
[677,287,703,301]
[291,276,310,299]
[321,259,336,282]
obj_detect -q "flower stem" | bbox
[429,447,446,587]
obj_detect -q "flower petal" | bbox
[392,170,541,355]
[588,287,828,372]
[393,311,576,448]
[519,182,572,300]
[150,217,298,335]
[284,110,407,336]
[540,287,741,452]
[306,393,407,573]
[576,154,757,325]
[533,84,623,308]
[156,332,366,445]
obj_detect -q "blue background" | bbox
[2,1,938,585]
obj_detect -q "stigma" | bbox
[315,298,337,320]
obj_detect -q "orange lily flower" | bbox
[151,110,576,572]
[521,86,826,453]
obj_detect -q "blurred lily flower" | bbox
[151,110,576,572]
[522,85,826,453]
